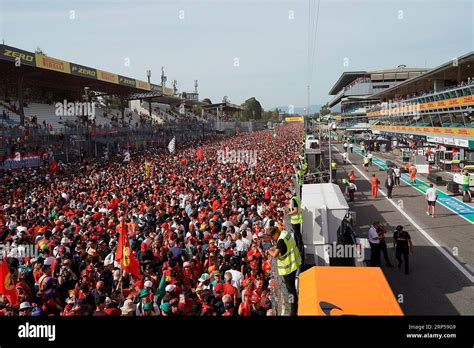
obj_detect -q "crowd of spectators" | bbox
[0,123,303,316]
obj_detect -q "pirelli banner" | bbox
[285,116,304,122]
[136,80,151,91]
[162,86,174,96]
[97,70,119,84]
[0,45,36,67]
[35,54,71,73]
[371,125,474,137]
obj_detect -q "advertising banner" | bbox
[285,116,304,122]
[0,45,36,67]
[162,86,174,96]
[150,84,162,92]
[136,80,151,91]
[97,69,119,84]
[35,54,71,74]
[1,155,43,170]
[371,125,474,137]
[368,95,474,117]
[70,63,97,79]
[118,75,136,88]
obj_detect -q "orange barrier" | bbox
[298,266,403,316]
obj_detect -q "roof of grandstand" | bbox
[0,44,171,98]
[370,51,474,100]
[202,102,243,111]
[328,67,428,95]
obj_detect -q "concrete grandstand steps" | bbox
[0,102,21,126]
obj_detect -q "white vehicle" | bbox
[453,165,474,187]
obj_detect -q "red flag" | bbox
[0,258,18,305]
[196,148,204,161]
[115,215,141,279]
[50,159,59,174]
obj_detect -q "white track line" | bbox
[333,146,474,283]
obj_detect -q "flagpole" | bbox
[118,209,126,298]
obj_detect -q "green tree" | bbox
[202,98,212,104]
[241,97,263,120]
[320,104,331,116]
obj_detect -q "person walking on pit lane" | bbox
[393,166,401,186]
[349,142,353,153]
[371,174,380,198]
[393,225,413,275]
[368,221,383,267]
[385,174,394,199]
[348,169,357,183]
[343,179,357,202]
[363,155,370,172]
[342,151,348,165]
[409,164,417,185]
[425,183,438,218]
[377,224,394,268]
[461,170,471,200]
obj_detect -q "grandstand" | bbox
[328,66,428,126]
[0,44,221,133]
[366,52,473,129]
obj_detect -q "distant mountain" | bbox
[273,104,340,114]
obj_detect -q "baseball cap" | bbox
[198,273,210,283]
[165,284,176,292]
[144,280,153,288]
[19,302,32,310]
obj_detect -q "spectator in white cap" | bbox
[19,302,32,316]
[144,280,154,290]
[121,299,136,316]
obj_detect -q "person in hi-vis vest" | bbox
[266,226,301,316]
[284,189,304,264]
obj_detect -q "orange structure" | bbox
[298,266,403,316]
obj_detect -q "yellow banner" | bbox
[97,70,119,84]
[136,80,151,91]
[35,54,71,74]
[285,116,304,122]
[162,86,174,96]
[371,125,474,137]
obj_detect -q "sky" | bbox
[0,0,472,110]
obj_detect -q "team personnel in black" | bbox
[393,225,413,275]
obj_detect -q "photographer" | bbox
[57,261,78,300]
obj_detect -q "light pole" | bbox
[146,70,152,119]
